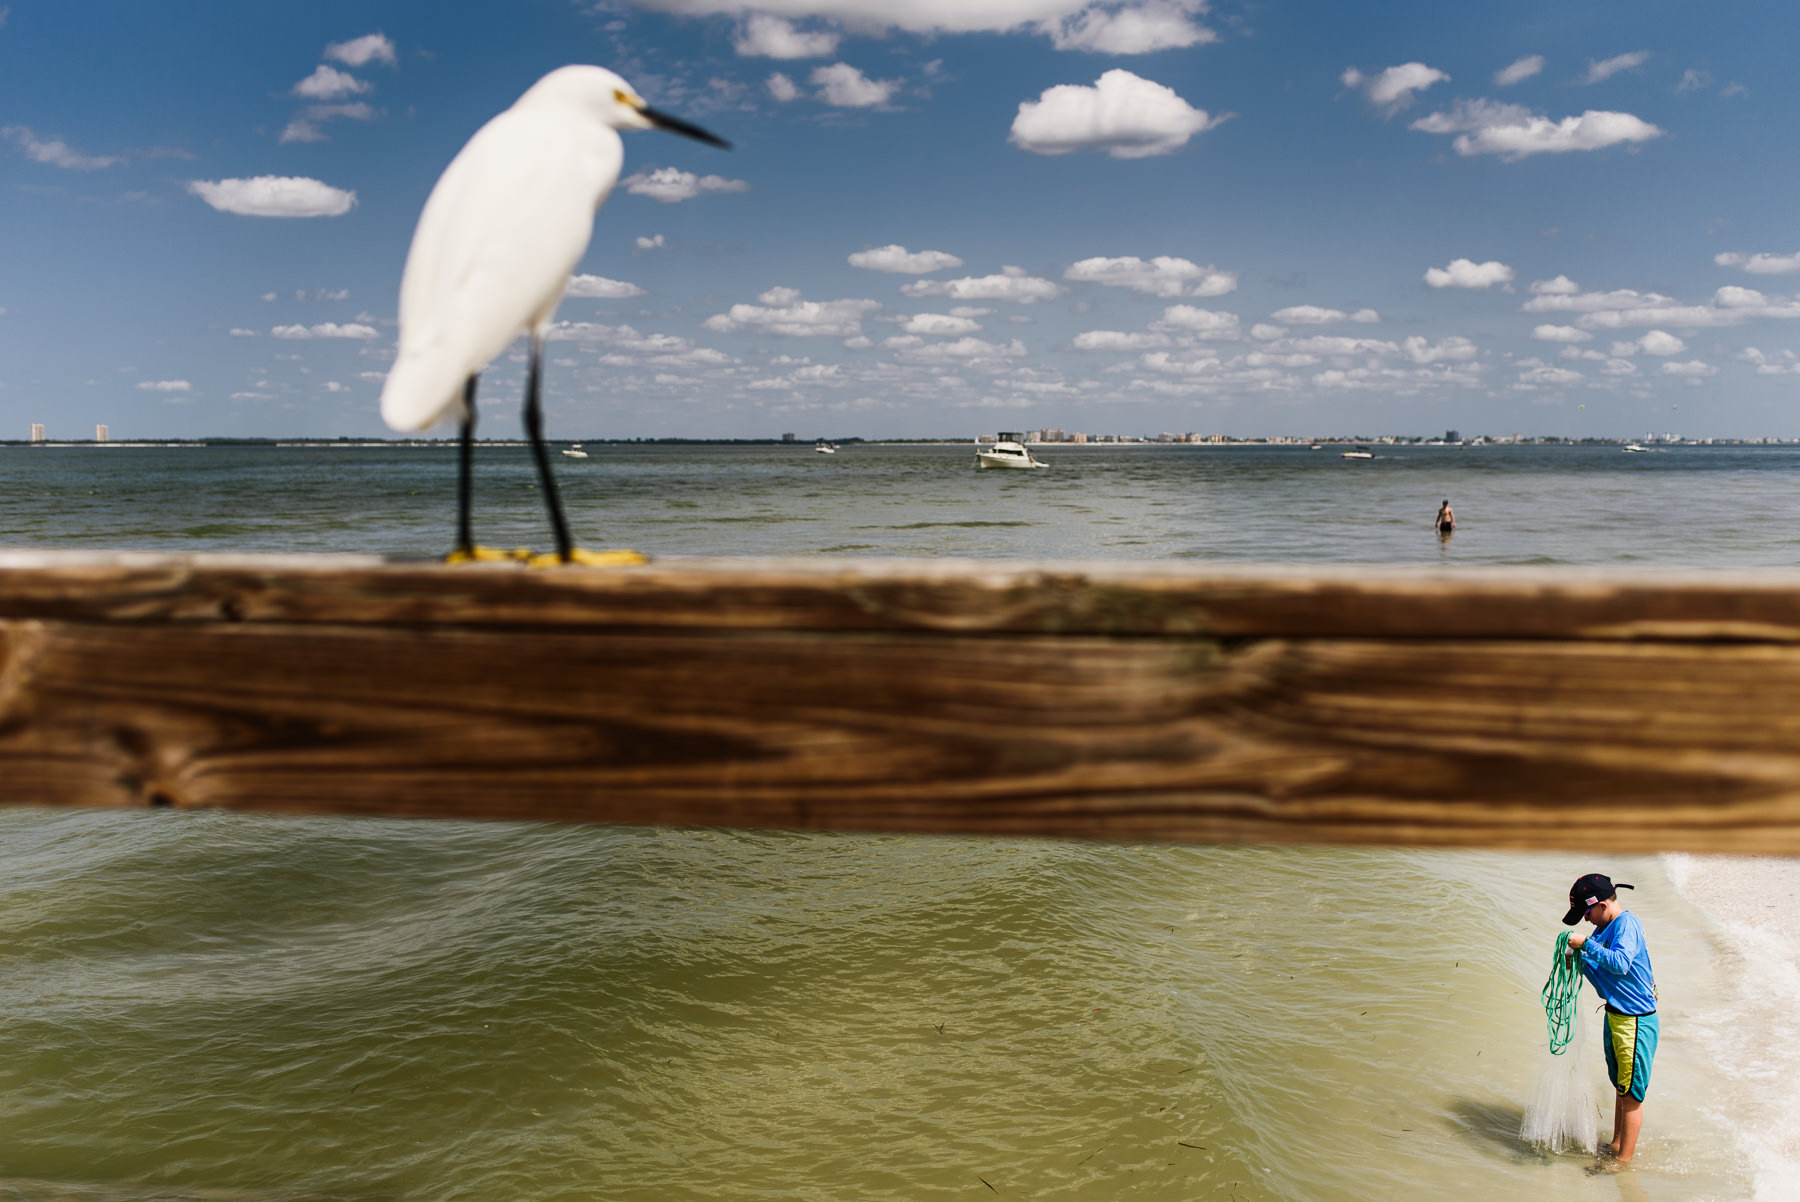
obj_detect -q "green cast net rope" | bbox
[1540,930,1583,1054]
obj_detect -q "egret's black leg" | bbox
[521,336,574,562]
[456,375,478,557]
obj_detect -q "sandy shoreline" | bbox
[1666,853,1800,946]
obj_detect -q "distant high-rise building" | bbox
[1445,429,1461,442]
[95,424,109,443]
[29,423,45,442]
[781,432,795,442]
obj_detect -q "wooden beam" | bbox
[3,550,1799,853]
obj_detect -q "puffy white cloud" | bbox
[1677,68,1712,93]
[735,14,839,57]
[1660,359,1716,377]
[271,322,379,339]
[137,380,192,392]
[1636,330,1687,356]
[621,167,751,203]
[1716,251,1800,275]
[1,125,124,170]
[1046,0,1217,54]
[565,274,646,299]
[635,234,666,250]
[811,62,899,107]
[1579,51,1651,85]
[1411,99,1662,159]
[848,245,964,274]
[1072,330,1172,351]
[1741,347,1800,375]
[1518,364,1583,385]
[1010,69,1222,158]
[1341,62,1449,113]
[1402,335,1477,364]
[1154,305,1241,338]
[1526,282,1800,330]
[1269,304,1378,324]
[325,33,396,68]
[1249,323,1287,341]
[767,72,802,102]
[280,102,376,145]
[188,176,356,217]
[1530,275,1582,295]
[901,313,983,336]
[1532,324,1592,342]
[292,65,370,100]
[1520,287,1678,314]
[1495,55,1545,87]
[890,336,1028,362]
[704,287,882,336]
[1424,258,1514,289]
[901,265,1066,303]
[229,328,258,337]
[1063,255,1235,298]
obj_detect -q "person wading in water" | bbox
[1435,500,1455,534]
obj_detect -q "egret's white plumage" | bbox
[376,65,726,561]
[382,67,656,432]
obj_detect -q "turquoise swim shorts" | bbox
[1603,1007,1658,1102]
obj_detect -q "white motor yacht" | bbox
[976,432,1046,469]
[561,444,589,459]
[815,440,837,454]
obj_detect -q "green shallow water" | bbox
[1,442,1794,1199]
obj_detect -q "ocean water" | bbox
[1,442,1797,1201]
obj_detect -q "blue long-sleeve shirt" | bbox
[1578,909,1658,1015]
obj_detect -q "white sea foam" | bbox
[1664,853,1800,1199]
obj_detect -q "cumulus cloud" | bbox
[1,125,124,170]
[1741,347,1800,375]
[811,62,900,107]
[1072,330,1172,351]
[325,33,396,68]
[1010,69,1222,158]
[1716,251,1800,275]
[1341,62,1449,114]
[565,274,646,299]
[1402,335,1478,364]
[734,13,839,57]
[229,328,258,337]
[137,380,192,392]
[1063,255,1235,298]
[1635,329,1687,356]
[1269,304,1378,324]
[271,322,379,339]
[1411,99,1663,159]
[1046,0,1217,54]
[1530,275,1582,295]
[621,167,751,203]
[292,65,370,100]
[901,266,1066,304]
[280,102,376,144]
[901,313,983,336]
[635,234,666,250]
[704,286,881,337]
[1518,364,1583,386]
[1153,305,1241,338]
[1532,324,1592,342]
[1495,55,1545,87]
[187,176,357,217]
[1423,258,1514,289]
[767,72,802,102]
[848,245,964,274]
[1660,359,1716,377]
[1522,282,1800,329]
[1580,51,1651,85]
[890,336,1028,363]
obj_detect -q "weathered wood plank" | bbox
[1,550,1799,853]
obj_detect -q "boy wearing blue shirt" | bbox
[1563,872,1658,1165]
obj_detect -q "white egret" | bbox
[379,65,729,564]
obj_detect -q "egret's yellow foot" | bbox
[526,547,649,569]
[446,545,535,565]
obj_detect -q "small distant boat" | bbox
[1309,444,1324,450]
[1341,447,1374,460]
[561,444,589,459]
[1623,443,1648,453]
[976,432,1046,470]
[815,440,837,454]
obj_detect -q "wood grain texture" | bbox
[2,552,1800,851]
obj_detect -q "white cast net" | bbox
[1519,1003,1600,1154]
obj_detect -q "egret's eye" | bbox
[614,89,636,108]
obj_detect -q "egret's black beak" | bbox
[643,106,731,150]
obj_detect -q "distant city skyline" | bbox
[2,1,1797,441]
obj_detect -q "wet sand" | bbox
[1668,854,1800,947]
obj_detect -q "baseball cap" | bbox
[1562,873,1635,926]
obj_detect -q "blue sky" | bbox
[2,0,1797,440]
